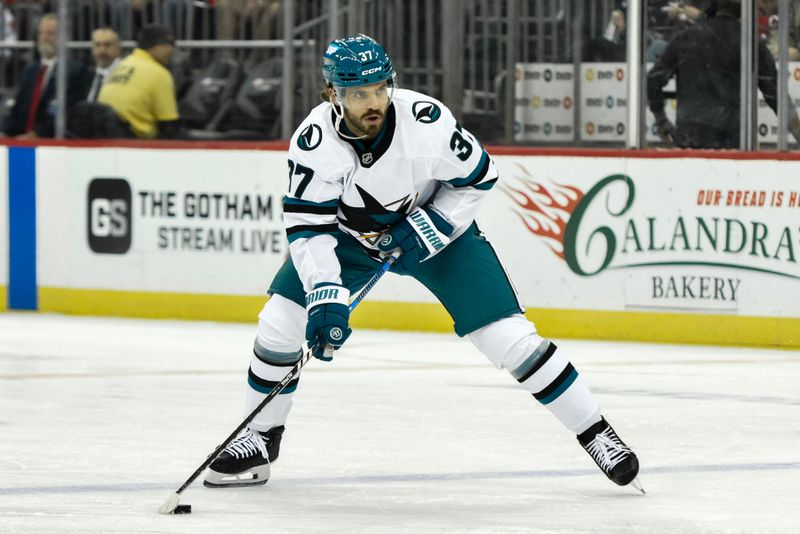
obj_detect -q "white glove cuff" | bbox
[408,207,451,255]
[305,284,350,310]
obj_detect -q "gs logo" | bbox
[87,178,132,254]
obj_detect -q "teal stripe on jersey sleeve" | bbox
[283,196,339,208]
[283,196,339,216]
[446,150,489,188]
[473,177,498,191]
[286,223,339,243]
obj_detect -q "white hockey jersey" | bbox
[284,88,498,292]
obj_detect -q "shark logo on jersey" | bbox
[412,101,441,123]
[339,184,416,244]
[298,124,323,151]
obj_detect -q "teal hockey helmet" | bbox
[322,34,395,88]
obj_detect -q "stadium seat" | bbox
[220,57,285,139]
[179,56,244,130]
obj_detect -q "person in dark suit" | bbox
[1,13,92,138]
[647,0,800,148]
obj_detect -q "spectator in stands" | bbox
[217,0,280,41]
[148,0,219,40]
[585,1,709,62]
[130,0,155,35]
[662,1,706,25]
[85,26,122,102]
[757,0,800,61]
[1,1,18,58]
[66,25,124,138]
[583,1,627,62]
[645,1,709,61]
[0,13,92,138]
[647,0,800,149]
[98,24,181,139]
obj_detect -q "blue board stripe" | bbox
[8,146,37,310]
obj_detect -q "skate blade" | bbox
[630,477,646,495]
[203,465,270,488]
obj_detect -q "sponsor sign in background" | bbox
[580,63,629,142]
[757,63,800,143]
[517,61,800,146]
[514,63,575,143]
[487,156,800,320]
[0,148,7,308]
[515,62,680,145]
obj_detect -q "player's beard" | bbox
[344,106,385,139]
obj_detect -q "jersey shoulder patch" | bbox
[289,109,352,186]
[394,89,450,127]
[297,123,323,151]
[411,100,442,124]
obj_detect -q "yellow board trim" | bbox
[36,287,800,348]
[39,287,265,323]
[0,285,6,311]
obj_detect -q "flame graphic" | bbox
[501,165,584,259]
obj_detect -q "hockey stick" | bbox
[159,251,400,514]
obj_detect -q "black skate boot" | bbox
[203,426,285,488]
[578,418,645,494]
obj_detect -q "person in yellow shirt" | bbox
[98,25,180,139]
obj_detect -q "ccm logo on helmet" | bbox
[361,67,382,75]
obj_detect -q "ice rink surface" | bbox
[1,312,798,534]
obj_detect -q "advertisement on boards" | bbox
[37,147,289,296]
[486,156,800,319]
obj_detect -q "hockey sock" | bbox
[243,339,302,433]
[511,341,602,434]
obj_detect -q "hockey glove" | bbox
[377,206,453,272]
[305,283,351,362]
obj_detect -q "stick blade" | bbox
[158,492,181,515]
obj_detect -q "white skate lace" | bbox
[585,428,631,472]
[226,430,268,460]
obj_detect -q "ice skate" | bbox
[578,418,644,494]
[204,426,284,488]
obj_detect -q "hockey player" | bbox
[204,34,643,493]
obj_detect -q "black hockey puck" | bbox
[173,504,192,514]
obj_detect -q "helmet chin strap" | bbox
[331,101,369,140]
